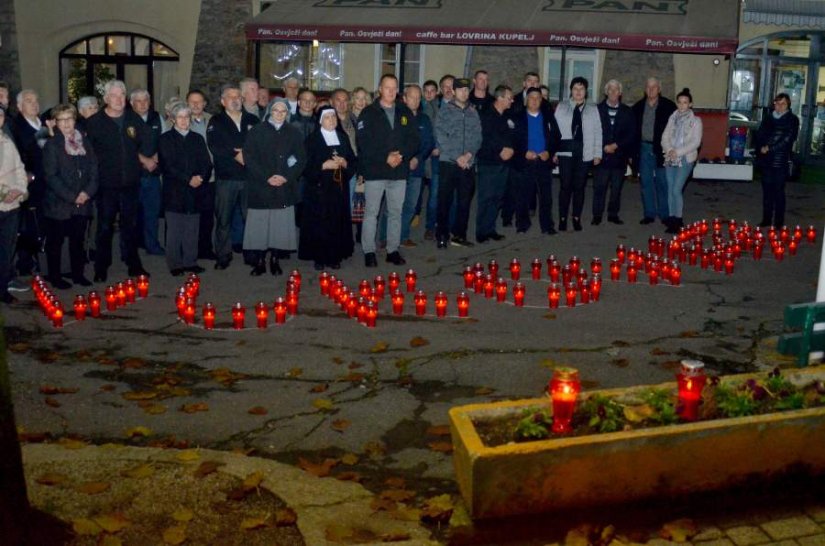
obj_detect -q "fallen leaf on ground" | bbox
[99,384,117,392]
[612,358,630,368]
[98,535,123,546]
[242,471,265,490]
[420,494,453,523]
[44,397,61,408]
[180,402,209,414]
[331,419,351,432]
[623,404,656,423]
[679,330,701,338]
[309,383,329,393]
[120,463,154,479]
[384,476,405,489]
[176,449,200,462]
[72,518,102,535]
[427,441,454,453]
[18,431,49,443]
[171,508,194,522]
[348,361,364,369]
[9,342,31,353]
[331,356,344,364]
[36,472,68,486]
[38,351,61,363]
[379,489,415,502]
[74,481,111,495]
[93,513,130,533]
[426,425,450,436]
[340,453,359,465]
[543,313,557,320]
[364,441,386,459]
[142,404,167,415]
[298,457,338,477]
[659,518,698,542]
[240,514,270,530]
[39,385,79,395]
[370,341,389,353]
[125,426,152,438]
[312,398,334,411]
[162,525,187,545]
[274,508,297,526]
[340,372,364,383]
[248,406,268,415]
[389,505,422,522]
[194,460,224,478]
[380,532,412,542]
[57,438,88,450]
[474,387,494,396]
[409,336,429,347]
[286,367,303,378]
[335,471,362,482]
[121,357,146,369]
[612,340,630,347]
[650,347,671,356]
[370,496,397,512]
[122,391,158,401]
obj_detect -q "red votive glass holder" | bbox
[549,367,581,434]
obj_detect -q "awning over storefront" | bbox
[246,0,740,55]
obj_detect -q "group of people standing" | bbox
[0,68,801,302]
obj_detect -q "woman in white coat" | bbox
[661,88,702,234]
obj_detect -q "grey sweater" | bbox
[553,100,603,162]
[435,100,482,166]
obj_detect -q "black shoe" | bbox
[608,216,624,225]
[250,261,266,276]
[128,266,150,277]
[573,218,583,231]
[591,216,602,226]
[640,217,655,225]
[232,243,243,254]
[186,265,205,274]
[476,235,488,244]
[214,260,230,270]
[451,236,474,248]
[94,271,107,283]
[489,232,505,241]
[386,251,406,265]
[46,277,71,290]
[543,227,558,235]
[171,268,186,277]
[365,253,378,267]
[72,276,93,287]
[269,257,283,276]
[314,261,325,271]
[437,239,448,249]
[558,218,567,232]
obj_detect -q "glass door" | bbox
[809,66,825,161]
[768,61,809,155]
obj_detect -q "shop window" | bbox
[375,44,424,87]
[544,48,599,101]
[259,42,343,91]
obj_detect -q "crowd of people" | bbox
[0,69,800,304]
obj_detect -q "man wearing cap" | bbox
[434,77,482,248]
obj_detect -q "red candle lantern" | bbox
[365,301,377,328]
[531,258,542,280]
[273,297,287,325]
[548,367,581,434]
[576,268,588,285]
[463,266,474,289]
[712,217,721,232]
[184,298,196,325]
[562,264,572,285]
[660,258,672,280]
[473,261,485,274]
[73,295,87,320]
[728,218,737,238]
[807,225,817,244]
[670,263,682,286]
[474,270,484,294]
[590,257,602,275]
[483,274,495,298]
[116,282,127,307]
[565,283,577,308]
[347,292,358,318]
[285,289,298,315]
[255,302,268,329]
[590,274,602,301]
[688,245,699,266]
[332,279,345,302]
[713,251,723,272]
[793,225,802,242]
[124,279,137,303]
[52,302,64,328]
[547,283,561,309]
[626,264,638,284]
[105,286,117,311]
[724,253,735,275]
[788,239,798,256]
[137,274,149,298]
[184,280,196,300]
[648,266,659,286]
[488,259,499,277]
[700,249,711,269]
[609,259,620,281]
[509,258,521,281]
[359,279,371,298]
[202,302,216,330]
[45,295,58,318]
[546,254,557,277]
[456,291,470,317]
[496,278,508,302]
[569,256,581,275]
[549,260,561,283]
[88,291,101,318]
[414,290,427,316]
[391,289,404,315]
[373,275,386,299]
[232,302,246,330]
[319,271,331,295]
[435,291,448,318]
[388,272,401,292]
[290,270,301,291]
[780,226,790,244]
[513,282,526,307]
[188,273,200,297]
[175,288,186,318]
[579,280,590,304]
[774,243,785,262]
[357,297,368,323]
[677,360,707,422]
[405,269,417,292]
[616,244,626,263]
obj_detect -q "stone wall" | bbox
[602,50,675,105]
[468,46,539,90]
[190,0,252,111]
[0,0,21,93]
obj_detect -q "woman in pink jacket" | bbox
[661,88,702,234]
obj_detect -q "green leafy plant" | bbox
[641,388,679,425]
[582,394,624,433]
[774,392,805,411]
[514,407,552,441]
[714,384,758,417]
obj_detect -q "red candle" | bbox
[700,249,711,269]
[616,244,626,264]
[562,264,572,285]
[435,291,448,318]
[137,274,149,298]
[188,273,200,297]
[648,266,659,286]
[724,253,735,275]
[473,261,485,274]
[496,278,507,302]
[531,258,542,280]
[609,259,620,281]
[483,275,495,298]
[73,295,87,320]
[88,291,101,318]
[774,243,785,262]
[713,252,723,272]
[175,288,186,318]
[474,270,484,294]
[569,256,581,275]
[388,272,400,292]
[391,289,404,315]
[232,302,245,330]
[105,286,117,311]
[579,280,590,304]
[203,302,216,330]
[509,258,521,281]
[332,280,344,302]
[548,283,561,309]
[590,257,602,275]
[590,274,602,301]
[319,271,331,295]
[807,225,817,243]
[668,238,680,261]
[712,217,721,232]
[626,264,638,283]
[270,297,285,325]
[728,219,737,238]
[359,279,371,298]
[405,269,417,292]
[346,292,358,318]
[253,301,268,329]
[488,259,499,278]
[576,268,588,285]
[780,226,790,244]
[513,282,525,307]
[456,291,470,317]
[670,263,682,286]
[290,270,302,291]
[357,297,368,323]
[677,360,707,422]
[565,283,577,308]
[184,280,196,300]
[414,290,427,316]
[463,266,474,289]
[660,259,671,280]
[283,290,296,315]
[45,295,57,318]
[548,367,581,434]
[116,282,127,307]
[788,239,798,256]
[548,260,561,282]
[688,245,698,266]
[365,301,377,327]
[373,275,386,299]
[700,219,709,235]
[124,279,137,303]
[184,298,196,325]
[52,302,64,328]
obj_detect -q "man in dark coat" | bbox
[754,93,800,228]
[130,88,164,255]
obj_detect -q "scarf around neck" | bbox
[64,129,87,156]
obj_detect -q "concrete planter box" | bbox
[449,366,825,520]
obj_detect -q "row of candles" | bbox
[34,274,150,327]
[462,257,603,308]
[318,270,471,324]
[175,270,302,330]
[548,360,708,434]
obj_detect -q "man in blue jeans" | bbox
[130,89,164,254]
[631,77,675,225]
[400,85,434,248]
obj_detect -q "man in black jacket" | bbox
[85,80,153,281]
[356,74,419,267]
[632,77,676,225]
[593,79,637,226]
[130,88,163,255]
[207,84,259,269]
[476,85,515,243]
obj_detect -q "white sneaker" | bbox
[7,279,30,292]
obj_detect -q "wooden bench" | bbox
[777,302,825,366]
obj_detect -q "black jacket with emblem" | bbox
[355,98,420,181]
[206,110,259,181]
[85,109,152,189]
